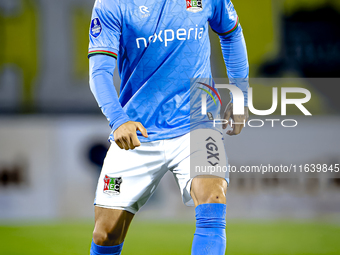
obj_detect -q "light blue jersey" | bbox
[89,0,248,142]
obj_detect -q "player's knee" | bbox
[200,189,226,204]
[92,229,108,246]
[92,227,122,246]
[191,177,227,205]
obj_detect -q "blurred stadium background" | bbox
[0,0,339,254]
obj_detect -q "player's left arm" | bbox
[209,0,249,136]
[220,26,249,136]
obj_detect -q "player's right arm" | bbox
[89,0,147,150]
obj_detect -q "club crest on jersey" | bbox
[103,175,122,195]
[186,0,203,13]
[90,18,102,38]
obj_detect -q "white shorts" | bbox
[94,129,229,214]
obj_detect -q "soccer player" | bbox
[88,0,249,254]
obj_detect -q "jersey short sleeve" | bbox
[209,0,240,36]
[88,0,122,59]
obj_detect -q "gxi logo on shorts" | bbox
[103,175,122,195]
[205,137,220,166]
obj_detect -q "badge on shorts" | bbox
[90,18,102,38]
[103,175,122,195]
[186,0,203,13]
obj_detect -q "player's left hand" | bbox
[222,102,249,136]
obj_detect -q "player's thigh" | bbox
[95,141,167,214]
[170,128,229,207]
[93,206,134,246]
[190,176,227,206]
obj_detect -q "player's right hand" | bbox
[113,121,148,150]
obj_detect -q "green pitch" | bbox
[0,220,339,255]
